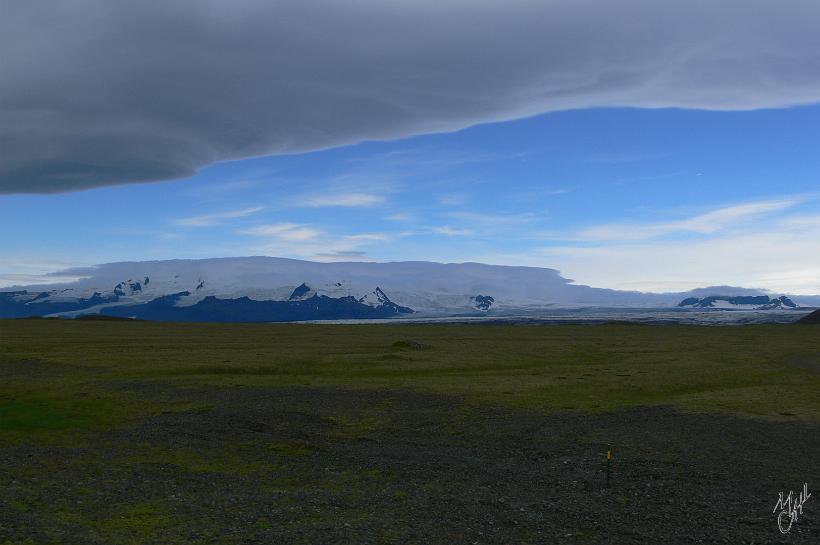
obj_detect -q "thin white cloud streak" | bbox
[239,222,389,261]
[240,223,322,242]
[412,211,546,239]
[384,213,415,222]
[345,233,391,242]
[575,198,802,241]
[430,226,475,236]
[444,211,542,227]
[174,207,263,227]
[394,211,544,239]
[299,193,385,208]
[437,194,470,206]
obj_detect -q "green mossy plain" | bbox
[1,320,819,544]
[1,319,819,439]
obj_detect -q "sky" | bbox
[2,1,820,294]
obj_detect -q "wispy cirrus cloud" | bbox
[345,233,391,242]
[444,211,541,227]
[173,206,263,227]
[437,193,470,207]
[384,212,415,222]
[430,226,475,236]
[240,223,322,242]
[299,193,385,208]
[239,221,389,261]
[396,210,545,239]
[414,211,545,239]
[575,198,803,242]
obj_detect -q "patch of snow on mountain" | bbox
[4,256,818,319]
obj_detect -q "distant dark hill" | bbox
[797,310,820,324]
[678,295,798,310]
[74,314,143,322]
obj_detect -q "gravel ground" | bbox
[1,383,818,544]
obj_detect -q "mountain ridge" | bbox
[2,256,818,321]
[678,295,799,310]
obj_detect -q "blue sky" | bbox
[3,1,820,293]
[3,105,820,293]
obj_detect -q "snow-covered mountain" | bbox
[0,257,817,322]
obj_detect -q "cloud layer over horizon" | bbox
[3,0,820,194]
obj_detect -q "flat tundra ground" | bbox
[0,320,818,544]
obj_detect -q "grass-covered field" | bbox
[2,320,819,428]
[1,320,819,544]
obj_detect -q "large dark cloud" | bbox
[2,0,819,194]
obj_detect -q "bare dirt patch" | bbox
[1,383,818,544]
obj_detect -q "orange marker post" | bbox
[606,447,612,488]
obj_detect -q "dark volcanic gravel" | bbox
[1,384,818,544]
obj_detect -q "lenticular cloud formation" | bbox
[2,0,820,194]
